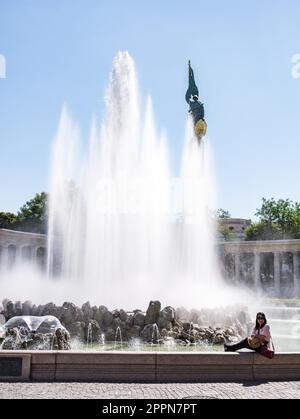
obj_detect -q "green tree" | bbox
[245,198,300,240]
[0,193,48,234]
[0,212,19,229]
[217,208,231,219]
[218,223,235,241]
[15,192,48,233]
[216,208,234,240]
[17,192,47,222]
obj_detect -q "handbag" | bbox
[247,336,261,349]
[258,338,275,359]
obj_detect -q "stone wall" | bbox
[1,350,300,382]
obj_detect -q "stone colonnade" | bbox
[0,229,47,270]
[222,239,300,296]
[1,228,300,296]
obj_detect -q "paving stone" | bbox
[0,381,300,399]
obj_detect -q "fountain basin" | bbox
[1,350,300,382]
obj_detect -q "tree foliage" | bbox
[216,208,234,240]
[0,192,48,234]
[0,212,19,229]
[218,223,235,241]
[217,208,231,219]
[245,198,300,240]
[18,192,47,222]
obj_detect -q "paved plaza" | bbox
[0,381,300,399]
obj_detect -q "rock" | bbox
[15,301,22,316]
[213,333,225,344]
[119,309,128,322]
[76,308,84,322]
[126,325,141,340]
[112,317,122,329]
[83,305,113,330]
[2,299,9,311]
[133,311,145,327]
[158,306,175,330]
[93,305,107,328]
[22,301,32,316]
[61,302,77,325]
[37,305,45,316]
[41,303,61,319]
[160,328,168,338]
[92,306,99,319]
[68,321,85,340]
[0,299,243,347]
[82,301,94,321]
[140,324,159,343]
[104,327,116,342]
[145,301,161,325]
[53,328,71,350]
[5,300,15,319]
[125,315,134,328]
[30,304,38,316]
[182,321,193,331]
[85,319,101,343]
[112,309,120,318]
[102,310,113,329]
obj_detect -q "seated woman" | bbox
[224,312,271,352]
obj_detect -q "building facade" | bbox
[219,218,252,240]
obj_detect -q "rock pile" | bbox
[1,299,251,345]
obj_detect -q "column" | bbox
[34,247,39,264]
[293,251,299,297]
[15,245,21,265]
[234,253,240,283]
[1,245,8,270]
[274,252,280,296]
[28,246,34,261]
[254,252,261,289]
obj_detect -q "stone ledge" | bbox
[253,352,300,364]
[156,352,254,365]
[56,351,155,365]
[1,351,300,382]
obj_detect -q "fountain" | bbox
[86,322,92,347]
[0,51,299,356]
[0,315,70,350]
[99,333,105,348]
[151,323,160,345]
[114,326,123,349]
[44,51,221,309]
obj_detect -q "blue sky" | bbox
[0,0,300,218]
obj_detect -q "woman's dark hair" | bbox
[255,312,267,329]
